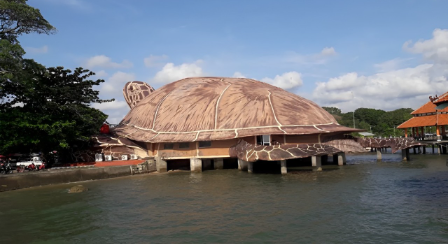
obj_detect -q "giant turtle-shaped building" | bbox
[105,77,364,173]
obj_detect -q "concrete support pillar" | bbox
[214,158,224,169]
[432,144,435,154]
[248,161,254,173]
[190,158,202,173]
[402,149,408,161]
[337,152,346,166]
[439,145,442,155]
[406,148,410,160]
[423,146,426,154]
[377,150,382,161]
[413,147,416,154]
[155,156,167,173]
[312,156,321,167]
[281,160,287,174]
[312,156,322,171]
[238,159,248,171]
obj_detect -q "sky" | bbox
[20,0,448,123]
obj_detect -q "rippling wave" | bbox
[1,153,448,243]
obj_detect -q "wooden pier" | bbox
[372,140,448,162]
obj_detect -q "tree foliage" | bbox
[0,1,113,162]
[0,0,55,42]
[0,66,113,156]
[324,107,413,137]
[323,107,342,116]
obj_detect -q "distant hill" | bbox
[323,107,414,137]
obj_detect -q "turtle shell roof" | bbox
[115,77,360,142]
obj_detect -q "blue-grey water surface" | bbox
[1,152,448,243]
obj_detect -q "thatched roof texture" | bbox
[115,77,360,142]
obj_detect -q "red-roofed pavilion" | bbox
[397,92,448,140]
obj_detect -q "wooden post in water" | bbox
[406,148,410,161]
[432,144,435,154]
[413,147,416,154]
[423,146,426,154]
[402,149,407,161]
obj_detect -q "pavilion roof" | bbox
[411,100,448,114]
[433,91,448,105]
[397,114,448,128]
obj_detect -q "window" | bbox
[164,143,174,149]
[257,135,271,146]
[179,142,190,149]
[198,141,212,148]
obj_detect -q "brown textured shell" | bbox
[115,77,360,142]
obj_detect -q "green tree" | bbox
[1,0,56,107]
[337,107,414,137]
[0,0,55,42]
[323,106,342,116]
[0,66,113,160]
[0,1,113,164]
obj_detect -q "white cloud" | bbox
[312,64,448,111]
[152,60,204,84]
[320,47,337,56]
[262,71,303,90]
[312,29,448,112]
[94,70,108,78]
[85,55,133,69]
[403,28,448,63]
[25,45,48,54]
[286,47,338,65]
[374,58,412,72]
[100,71,135,95]
[92,100,128,110]
[95,72,136,124]
[232,71,246,78]
[144,55,169,67]
[106,111,128,124]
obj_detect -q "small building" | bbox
[397,92,448,140]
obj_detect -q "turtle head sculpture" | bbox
[123,81,156,109]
